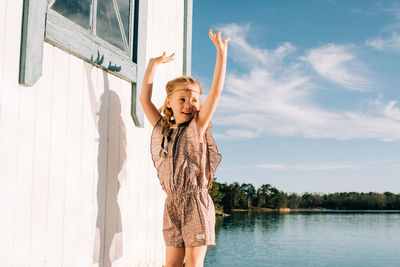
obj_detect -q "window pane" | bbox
[50,0,91,30]
[97,0,130,52]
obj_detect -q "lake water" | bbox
[204,211,400,267]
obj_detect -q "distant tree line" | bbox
[209,178,400,211]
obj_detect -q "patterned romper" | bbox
[150,114,221,247]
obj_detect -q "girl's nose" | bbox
[185,102,192,110]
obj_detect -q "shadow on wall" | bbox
[85,63,127,267]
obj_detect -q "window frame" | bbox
[45,0,138,83]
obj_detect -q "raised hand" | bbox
[151,51,175,65]
[140,51,175,127]
[209,29,230,54]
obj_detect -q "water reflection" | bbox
[97,0,130,52]
[50,0,91,29]
[216,211,286,234]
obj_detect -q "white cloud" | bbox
[255,164,285,170]
[219,23,296,68]
[300,44,371,91]
[214,128,260,139]
[366,32,400,52]
[256,162,353,171]
[383,101,400,121]
[366,4,400,52]
[214,23,400,141]
[249,159,400,171]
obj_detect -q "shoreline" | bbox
[231,207,291,213]
[224,208,400,213]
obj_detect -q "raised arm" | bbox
[197,29,230,132]
[140,51,175,127]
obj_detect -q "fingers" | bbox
[209,29,229,42]
[167,53,175,62]
[216,30,221,41]
[154,51,175,64]
[223,37,231,44]
[209,29,215,41]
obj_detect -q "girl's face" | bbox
[166,83,201,124]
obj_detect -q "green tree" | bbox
[288,193,302,209]
[241,183,256,207]
[209,177,224,211]
[271,191,288,208]
[256,184,272,208]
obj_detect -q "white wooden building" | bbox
[0,0,193,266]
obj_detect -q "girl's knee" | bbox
[184,246,207,267]
[165,257,185,267]
[184,258,204,267]
[165,246,185,267]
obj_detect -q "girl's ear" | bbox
[165,98,170,108]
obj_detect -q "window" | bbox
[45,0,139,83]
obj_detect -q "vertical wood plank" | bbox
[143,4,156,263]
[93,66,109,267]
[0,0,23,265]
[119,78,127,267]
[12,73,37,267]
[176,0,184,78]
[0,0,7,103]
[77,62,98,267]
[126,119,139,265]
[152,3,163,255]
[45,47,69,267]
[103,72,122,266]
[61,53,84,267]
[29,43,55,267]
[0,0,21,87]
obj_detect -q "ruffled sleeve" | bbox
[150,118,162,166]
[183,113,222,190]
[205,121,222,173]
[204,121,222,189]
[150,118,166,190]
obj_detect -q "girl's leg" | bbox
[184,245,207,267]
[165,246,185,267]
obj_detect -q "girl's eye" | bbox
[179,98,185,101]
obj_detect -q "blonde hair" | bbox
[158,76,203,156]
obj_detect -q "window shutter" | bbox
[130,0,147,127]
[19,0,47,86]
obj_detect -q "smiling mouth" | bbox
[182,112,192,116]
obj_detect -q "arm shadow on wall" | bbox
[85,62,127,267]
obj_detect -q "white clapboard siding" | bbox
[61,51,84,267]
[45,46,69,267]
[0,0,7,99]
[79,61,100,267]
[29,44,55,267]
[0,0,23,264]
[0,0,188,266]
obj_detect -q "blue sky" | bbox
[191,0,400,193]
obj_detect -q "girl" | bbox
[140,29,229,267]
